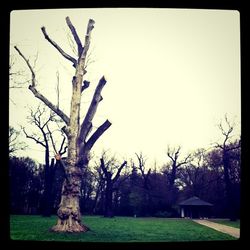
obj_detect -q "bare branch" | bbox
[167,152,175,163]
[59,136,68,155]
[22,127,46,148]
[46,124,58,154]
[135,152,147,173]
[14,46,35,87]
[135,152,151,184]
[176,154,192,168]
[166,146,191,168]
[41,26,77,67]
[9,127,27,155]
[56,71,60,109]
[15,46,70,125]
[66,16,83,57]
[217,115,237,149]
[214,142,224,150]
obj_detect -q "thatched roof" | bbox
[178,196,213,206]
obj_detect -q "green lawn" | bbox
[10,215,237,242]
[208,219,240,229]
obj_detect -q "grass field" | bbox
[208,219,240,229]
[10,215,237,242]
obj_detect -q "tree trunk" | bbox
[104,182,113,217]
[42,148,53,217]
[223,151,236,221]
[51,162,89,232]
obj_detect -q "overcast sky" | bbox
[9,8,241,167]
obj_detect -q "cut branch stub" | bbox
[81,80,90,92]
[87,19,95,34]
[55,154,61,161]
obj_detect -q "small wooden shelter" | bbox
[178,196,213,219]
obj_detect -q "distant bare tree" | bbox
[164,146,192,205]
[135,152,151,189]
[22,105,67,216]
[134,152,154,214]
[99,152,127,217]
[215,115,241,220]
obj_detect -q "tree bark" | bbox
[51,170,89,232]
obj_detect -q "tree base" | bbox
[51,218,89,233]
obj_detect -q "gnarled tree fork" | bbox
[15,17,112,233]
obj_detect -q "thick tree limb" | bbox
[14,46,70,126]
[29,85,70,125]
[14,46,35,87]
[81,19,95,59]
[66,16,83,57]
[79,76,107,142]
[41,26,77,67]
[100,158,108,176]
[85,119,112,151]
[112,161,127,183]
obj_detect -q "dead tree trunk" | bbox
[15,17,111,232]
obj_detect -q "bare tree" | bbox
[135,152,151,189]
[15,17,111,232]
[22,105,67,216]
[100,153,127,217]
[215,115,241,220]
[164,146,192,205]
[134,152,153,214]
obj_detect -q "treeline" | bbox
[9,138,240,220]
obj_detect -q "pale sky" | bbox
[9,8,241,167]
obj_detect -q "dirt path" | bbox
[193,219,240,238]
